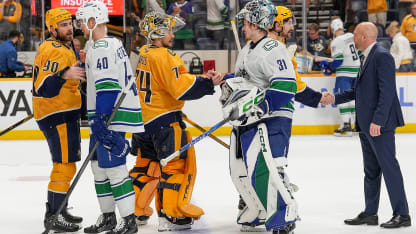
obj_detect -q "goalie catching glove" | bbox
[89,114,130,158]
[220,78,269,126]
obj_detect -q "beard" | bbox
[56,29,73,43]
[282,30,293,39]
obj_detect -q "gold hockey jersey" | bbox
[135,45,198,126]
[32,38,81,128]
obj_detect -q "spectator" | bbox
[167,0,195,49]
[297,23,330,71]
[401,1,416,43]
[0,0,22,42]
[386,21,413,72]
[398,0,412,23]
[141,0,166,14]
[367,0,388,27]
[0,30,28,77]
[207,0,235,49]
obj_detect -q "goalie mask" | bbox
[139,11,185,40]
[236,0,277,30]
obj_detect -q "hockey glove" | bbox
[102,132,131,158]
[320,61,332,76]
[222,88,268,126]
[89,114,110,141]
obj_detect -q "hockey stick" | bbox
[0,114,34,137]
[231,20,241,52]
[42,76,137,234]
[182,113,229,149]
[160,117,230,166]
[313,55,334,62]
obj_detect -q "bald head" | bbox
[353,22,377,51]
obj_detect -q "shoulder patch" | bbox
[167,49,176,56]
[263,40,279,51]
[93,40,109,49]
[51,42,62,48]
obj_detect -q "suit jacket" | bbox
[335,43,404,134]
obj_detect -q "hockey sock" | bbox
[47,191,66,214]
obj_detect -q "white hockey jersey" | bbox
[233,37,297,119]
[330,32,360,78]
[86,37,144,133]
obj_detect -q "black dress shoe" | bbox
[344,212,378,225]
[380,215,411,228]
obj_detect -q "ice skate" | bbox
[334,122,353,137]
[106,214,137,234]
[158,210,193,232]
[135,215,149,226]
[240,223,266,232]
[84,212,117,233]
[44,203,81,233]
[272,223,296,234]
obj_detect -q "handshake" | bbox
[320,92,335,105]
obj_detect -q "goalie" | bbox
[220,1,298,233]
[129,11,224,232]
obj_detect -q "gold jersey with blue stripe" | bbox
[136,45,214,133]
[32,38,81,129]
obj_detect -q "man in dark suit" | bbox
[326,22,411,229]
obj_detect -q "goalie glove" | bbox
[222,87,269,126]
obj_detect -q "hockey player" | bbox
[129,11,223,231]
[33,7,84,233]
[268,5,328,108]
[220,1,297,233]
[320,18,360,136]
[76,2,143,234]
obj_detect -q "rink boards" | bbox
[1,74,416,139]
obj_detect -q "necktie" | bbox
[359,54,365,76]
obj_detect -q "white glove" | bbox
[222,88,268,126]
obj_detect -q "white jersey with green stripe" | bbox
[234,37,297,119]
[331,32,360,78]
[86,37,144,133]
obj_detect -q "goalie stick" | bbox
[160,117,230,166]
[182,113,230,149]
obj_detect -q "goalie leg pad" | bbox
[230,122,298,230]
[255,123,298,231]
[158,123,204,219]
[129,152,160,217]
[229,129,267,224]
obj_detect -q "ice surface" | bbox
[1,134,415,234]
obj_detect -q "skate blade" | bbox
[334,132,353,137]
[240,226,267,232]
[158,224,191,232]
[136,220,148,226]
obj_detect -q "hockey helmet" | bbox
[236,0,277,30]
[45,8,72,29]
[272,6,296,28]
[331,18,344,33]
[139,11,185,40]
[76,1,109,26]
